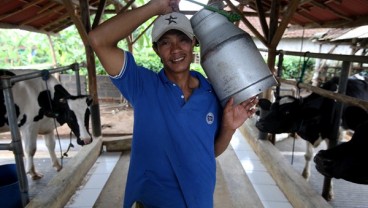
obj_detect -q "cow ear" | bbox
[258,99,271,111]
[86,96,93,106]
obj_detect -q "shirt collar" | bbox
[158,69,212,92]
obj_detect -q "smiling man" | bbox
[88,0,257,207]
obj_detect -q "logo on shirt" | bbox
[206,112,214,125]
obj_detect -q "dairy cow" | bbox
[0,70,92,180]
[255,75,368,199]
[314,106,368,184]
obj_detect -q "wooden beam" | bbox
[268,0,279,45]
[293,9,323,27]
[92,0,106,29]
[310,0,353,21]
[234,5,244,27]
[20,5,64,26]
[292,14,368,29]
[280,78,368,110]
[40,13,70,31]
[270,0,300,48]
[62,0,89,46]
[132,20,155,45]
[120,0,136,13]
[0,0,44,21]
[224,0,267,46]
[37,2,59,14]
[79,0,102,137]
[0,22,52,35]
[255,0,269,39]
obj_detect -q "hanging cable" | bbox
[40,70,73,167]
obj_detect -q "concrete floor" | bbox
[275,135,368,208]
[1,132,368,207]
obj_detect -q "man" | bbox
[89,0,257,207]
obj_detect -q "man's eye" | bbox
[158,40,169,46]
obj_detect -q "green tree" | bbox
[279,56,315,83]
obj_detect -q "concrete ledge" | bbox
[239,119,331,208]
[102,136,132,152]
[216,146,264,207]
[26,137,103,208]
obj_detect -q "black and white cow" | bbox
[0,69,92,180]
[255,75,368,199]
[314,106,368,184]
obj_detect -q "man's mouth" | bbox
[172,56,185,63]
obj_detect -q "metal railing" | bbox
[0,63,82,207]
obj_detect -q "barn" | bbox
[0,0,368,207]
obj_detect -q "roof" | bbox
[0,0,104,34]
[239,0,368,29]
[332,25,368,40]
[1,0,368,35]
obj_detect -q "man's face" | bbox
[154,30,195,74]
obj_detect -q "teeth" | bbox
[173,57,184,62]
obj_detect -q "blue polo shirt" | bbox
[110,51,222,208]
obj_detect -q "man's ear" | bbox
[193,37,199,47]
[153,44,159,55]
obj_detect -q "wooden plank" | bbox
[238,119,332,208]
[280,78,368,110]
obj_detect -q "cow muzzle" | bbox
[77,136,93,146]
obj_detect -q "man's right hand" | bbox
[148,0,181,15]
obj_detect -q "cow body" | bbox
[0,70,92,180]
[256,75,368,199]
[314,107,368,184]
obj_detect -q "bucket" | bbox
[0,164,22,208]
[191,9,278,106]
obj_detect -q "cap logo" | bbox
[165,15,178,25]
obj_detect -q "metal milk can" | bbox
[190,8,278,106]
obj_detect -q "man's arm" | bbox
[88,0,179,76]
[215,97,258,157]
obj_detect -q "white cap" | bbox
[152,12,194,42]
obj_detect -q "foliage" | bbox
[278,56,315,83]
[51,27,85,68]
[0,29,53,67]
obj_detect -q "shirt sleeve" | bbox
[109,51,158,106]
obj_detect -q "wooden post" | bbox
[79,0,102,137]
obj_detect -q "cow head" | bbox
[36,84,93,145]
[255,93,333,145]
[314,107,368,184]
[256,96,303,134]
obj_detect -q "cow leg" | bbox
[44,133,62,172]
[21,130,43,180]
[302,141,313,180]
[321,139,334,201]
